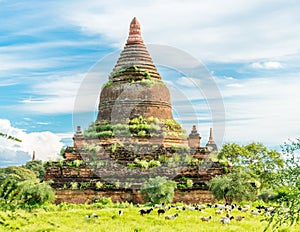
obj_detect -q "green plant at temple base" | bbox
[95,181,103,190]
[73,160,83,168]
[80,182,90,189]
[70,182,78,190]
[140,176,177,204]
[186,179,193,188]
[124,182,132,189]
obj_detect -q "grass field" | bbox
[0,203,299,232]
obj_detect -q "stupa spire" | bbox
[209,128,213,140]
[206,128,218,151]
[97,17,171,122]
[126,17,143,45]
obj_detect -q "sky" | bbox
[0,0,299,167]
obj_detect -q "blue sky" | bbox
[0,0,299,166]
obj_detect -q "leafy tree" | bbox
[208,168,257,203]
[0,166,38,184]
[23,160,45,181]
[264,139,300,231]
[218,142,284,189]
[0,167,38,209]
[0,166,54,210]
[140,176,177,204]
[18,180,55,206]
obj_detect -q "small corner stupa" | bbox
[206,128,218,151]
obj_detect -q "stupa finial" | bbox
[209,127,213,140]
[206,127,218,151]
[126,17,143,45]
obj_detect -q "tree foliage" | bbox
[140,176,177,204]
[208,168,257,203]
[218,142,284,189]
[23,160,45,181]
[0,166,38,183]
[264,139,300,231]
[0,166,54,210]
[0,132,22,142]
[18,180,55,206]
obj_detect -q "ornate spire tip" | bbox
[127,17,143,45]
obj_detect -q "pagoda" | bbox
[44,18,226,204]
[82,17,188,152]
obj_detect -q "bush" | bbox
[97,131,113,138]
[208,169,257,203]
[0,166,55,210]
[257,192,277,202]
[137,130,146,137]
[186,179,193,188]
[73,160,83,167]
[97,197,114,206]
[140,176,177,204]
[70,182,78,190]
[148,160,161,168]
[95,181,103,190]
[18,181,55,206]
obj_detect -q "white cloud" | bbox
[36,122,49,125]
[0,119,63,164]
[1,0,299,151]
[17,47,118,114]
[226,83,243,88]
[176,77,200,87]
[0,54,58,72]
[167,72,300,147]
[57,0,300,62]
[0,79,19,87]
[250,61,283,69]
[215,74,300,146]
[18,74,84,114]
[0,40,99,54]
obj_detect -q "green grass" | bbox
[0,204,299,232]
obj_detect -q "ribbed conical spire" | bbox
[126,17,143,45]
[209,128,213,141]
[206,128,218,151]
[109,17,161,81]
[97,17,174,122]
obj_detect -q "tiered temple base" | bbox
[44,145,228,204]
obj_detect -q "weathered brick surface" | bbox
[54,189,215,204]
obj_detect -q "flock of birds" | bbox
[84,202,276,225]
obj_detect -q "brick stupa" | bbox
[44,18,226,204]
[98,17,173,121]
[84,17,187,150]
